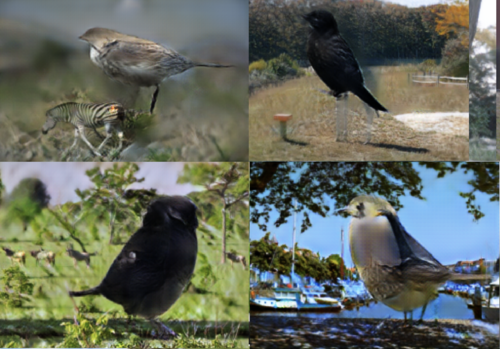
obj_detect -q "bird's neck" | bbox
[90,46,101,65]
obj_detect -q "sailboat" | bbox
[250,198,342,312]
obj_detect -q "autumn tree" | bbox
[433,0,469,75]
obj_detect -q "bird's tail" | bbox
[355,85,388,113]
[194,62,233,68]
[69,286,101,297]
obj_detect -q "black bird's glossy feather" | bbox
[303,10,388,112]
[69,196,198,319]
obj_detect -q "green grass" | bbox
[0,209,249,348]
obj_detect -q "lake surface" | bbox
[251,294,475,321]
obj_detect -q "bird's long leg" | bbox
[150,319,178,340]
[363,103,375,144]
[150,85,160,114]
[335,93,348,142]
[419,302,428,323]
[77,126,102,157]
[404,311,407,324]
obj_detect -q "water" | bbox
[251,294,474,321]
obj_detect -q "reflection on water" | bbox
[252,294,473,320]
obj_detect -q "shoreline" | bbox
[250,316,499,349]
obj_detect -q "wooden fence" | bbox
[408,73,468,87]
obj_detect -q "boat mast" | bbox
[341,226,344,280]
[291,198,297,287]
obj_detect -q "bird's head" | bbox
[79,27,122,49]
[343,196,397,219]
[143,196,198,231]
[302,10,339,34]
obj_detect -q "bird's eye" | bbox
[129,251,136,259]
[356,203,364,212]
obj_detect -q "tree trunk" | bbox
[469,0,482,51]
[221,204,226,264]
[109,209,116,245]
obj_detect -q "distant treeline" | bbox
[250,0,449,64]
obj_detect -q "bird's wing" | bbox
[380,211,442,266]
[99,40,178,84]
[99,228,174,303]
[308,33,364,94]
[379,211,450,282]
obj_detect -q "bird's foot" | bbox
[150,320,178,340]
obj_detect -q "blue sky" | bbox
[381,0,445,7]
[250,164,499,268]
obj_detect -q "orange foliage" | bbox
[435,3,469,36]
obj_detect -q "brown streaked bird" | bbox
[79,27,233,113]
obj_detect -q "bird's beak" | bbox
[301,14,310,22]
[335,206,348,214]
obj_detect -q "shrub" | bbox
[0,266,34,308]
[267,53,301,78]
[249,59,267,73]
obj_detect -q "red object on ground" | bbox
[274,114,292,121]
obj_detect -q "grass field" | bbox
[0,208,249,348]
[249,66,469,161]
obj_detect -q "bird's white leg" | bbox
[335,93,348,142]
[363,103,375,144]
[115,125,123,152]
[77,126,102,157]
[70,129,79,151]
[96,123,113,152]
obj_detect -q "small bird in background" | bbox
[69,196,198,339]
[342,196,471,324]
[303,10,387,143]
[79,27,233,114]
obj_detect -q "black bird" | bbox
[69,196,198,339]
[303,10,387,142]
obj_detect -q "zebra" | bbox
[42,102,125,157]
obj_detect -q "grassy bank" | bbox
[249,66,469,161]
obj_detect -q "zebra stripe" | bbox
[43,102,125,157]
[44,102,124,130]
